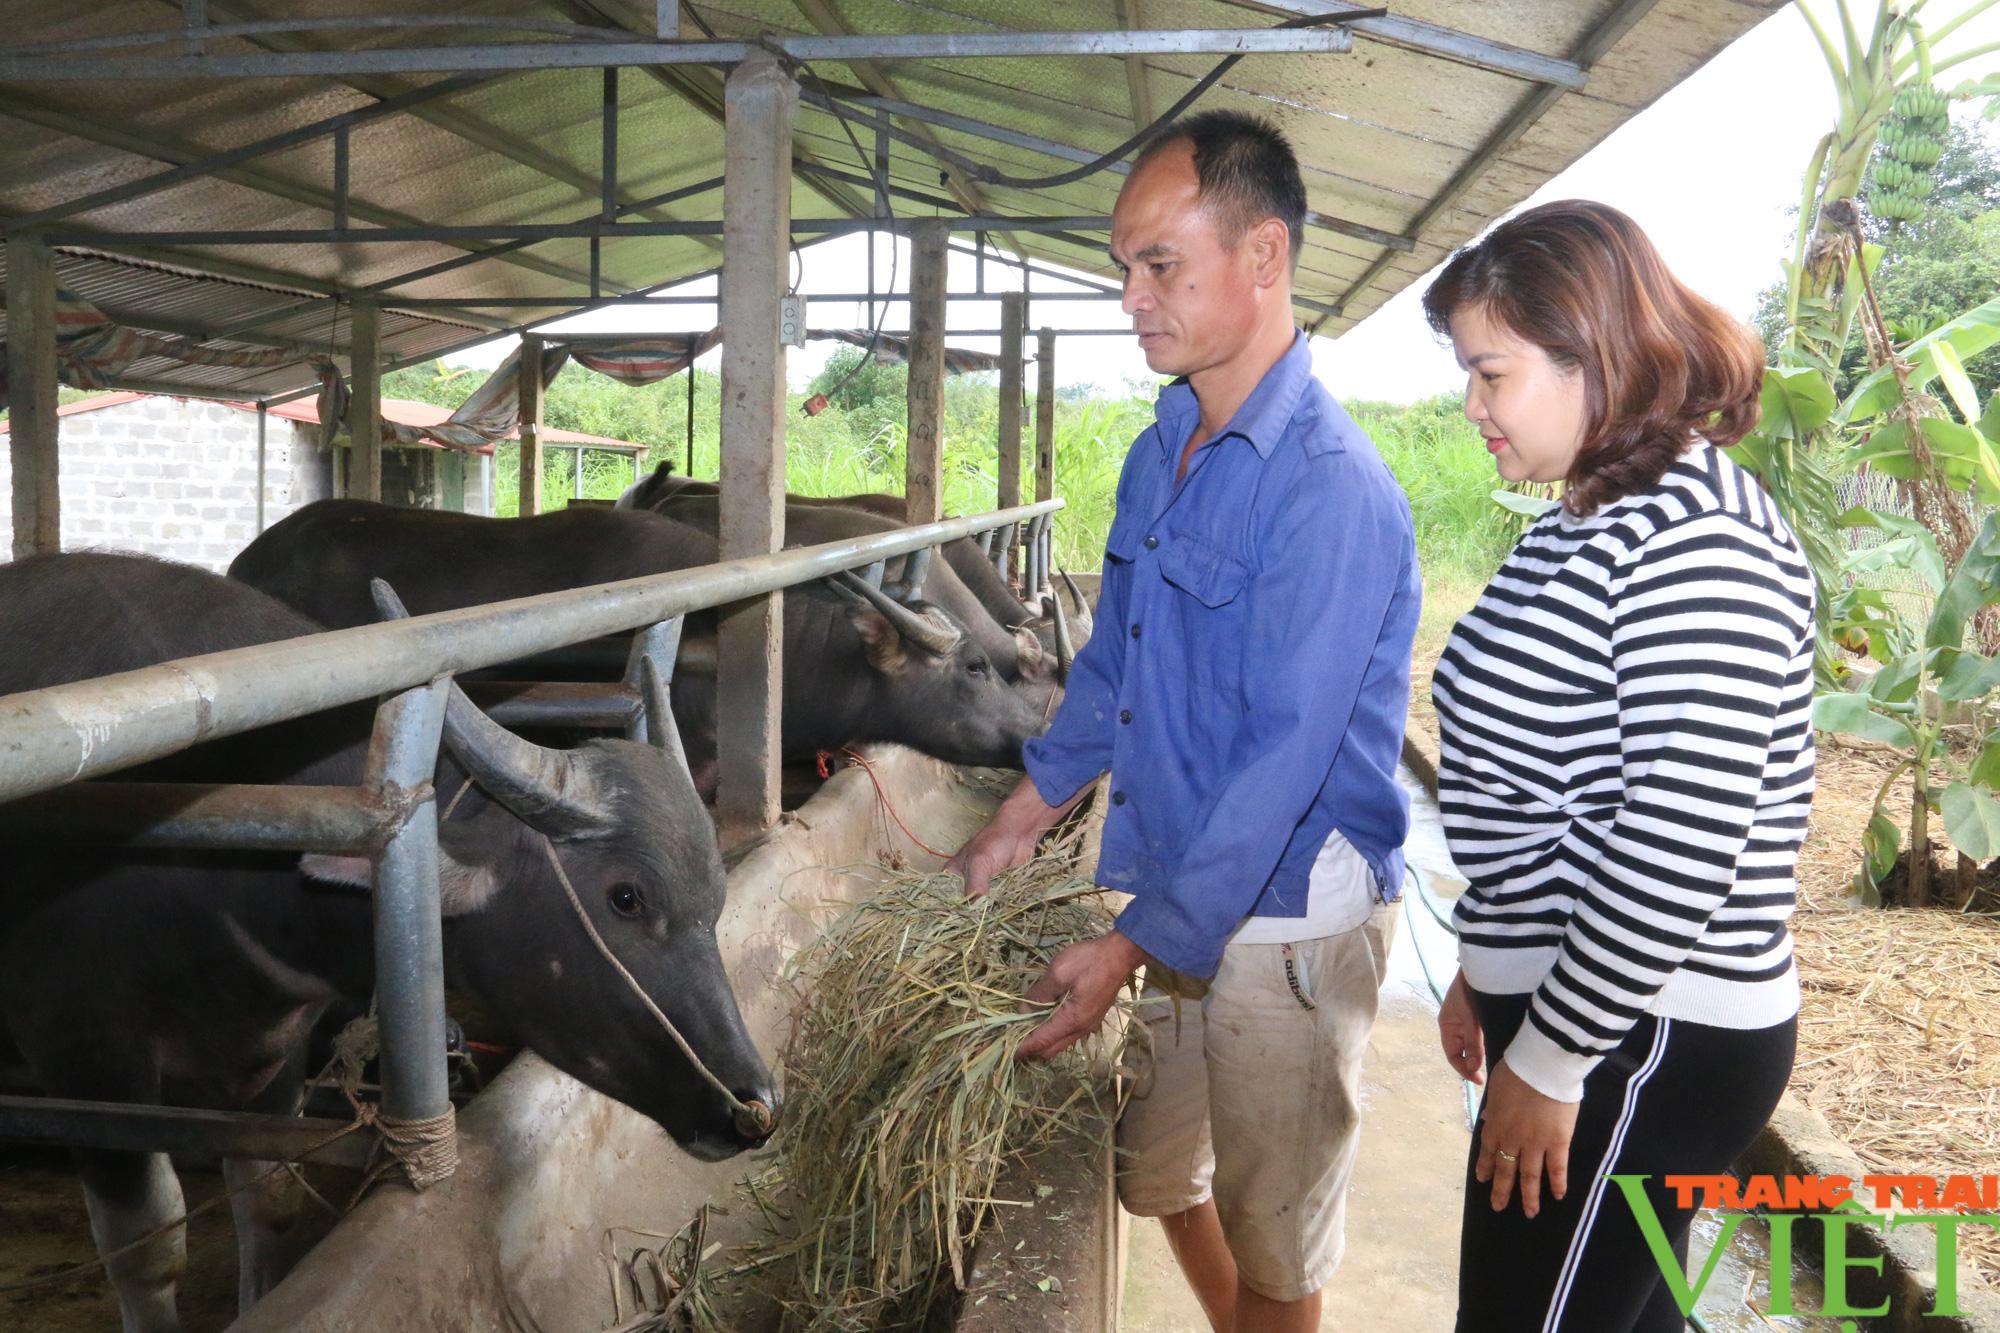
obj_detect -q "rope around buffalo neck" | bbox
[538,836,771,1132]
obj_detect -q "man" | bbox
[946,111,1420,1332]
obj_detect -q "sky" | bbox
[446,3,2000,407]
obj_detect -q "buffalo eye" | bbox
[967,658,990,678]
[608,882,646,917]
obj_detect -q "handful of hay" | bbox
[760,852,1128,1330]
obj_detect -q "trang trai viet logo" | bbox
[1615,1173,2000,1329]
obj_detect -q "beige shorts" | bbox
[1117,903,1397,1301]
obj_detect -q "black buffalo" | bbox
[0,552,774,1331]
[228,500,1052,787]
[617,464,1091,655]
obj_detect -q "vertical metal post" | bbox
[998,290,1025,581]
[572,445,583,503]
[333,126,350,230]
[255,401,268,534]
[348,300,382,502]
[655,0,679,39]
[601,66,619,223]
[366,676,452,1126]
[902,545,932,597]
[684,365,696,477]
[904,218,949,526]
[480,452,492,516]
[8,238,59,558]
[873,111,890,218]
[865,227,876,327]
[633,451,644,488]
[992,521,1016,577]
[518,335,544,516]
[716,51,796,844]
[1035,327,1056,504]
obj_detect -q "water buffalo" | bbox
[617,463,1092,651]
[641,490,1060,687]
[0,551,775,1332]
[228,500,1052,785]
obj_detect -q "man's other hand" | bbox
[1017,931,1147,1062]
[946,776,1081,898]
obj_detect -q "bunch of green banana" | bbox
[1870,82,1951,224]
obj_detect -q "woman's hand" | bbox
[1475,1059,1580,1219]
[1438,970,1485,1084]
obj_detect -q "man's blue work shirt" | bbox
[1023,331,1421,980]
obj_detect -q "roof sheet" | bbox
[0,0,1783,403]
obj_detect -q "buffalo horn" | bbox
[638,656,697,788]
[1043,592,1074,682]
[369,579,610,835]
[827,570,962,657]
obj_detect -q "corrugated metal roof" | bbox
[0,0,1784,403]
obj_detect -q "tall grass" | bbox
[1349,393,1527,654]
[389,362,1520,641]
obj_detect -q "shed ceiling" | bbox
[0,0,1784,402]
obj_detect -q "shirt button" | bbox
[1112,791,1127,806]
[1130,623,1142,639]
[1119,709,1133,724]
[1143,535,1159,550]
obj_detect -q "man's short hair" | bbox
[1136,110,1307,266]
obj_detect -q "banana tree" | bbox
[1818,295,2000,903]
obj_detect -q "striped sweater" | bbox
[1433,442,1815,1102]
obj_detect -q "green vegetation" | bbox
[1728,0,2000,906]
[382,353,1519,613]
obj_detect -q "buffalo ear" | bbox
[845,604,910,673]
[297,840,501,917]
[300,853,371,889]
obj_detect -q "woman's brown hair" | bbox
[1421,200,1765,517]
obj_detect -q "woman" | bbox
[1423,200,1815,1331]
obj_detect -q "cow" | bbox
[228,500,1052,789]
[0,551,776,1333]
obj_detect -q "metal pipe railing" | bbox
[0,499,1063,804]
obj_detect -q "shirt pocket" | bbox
[1157,531,1250,608]
[1104,507,1146,565]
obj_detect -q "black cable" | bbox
[878,9,1386,193]
[798,60,901,410]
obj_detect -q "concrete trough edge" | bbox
[225,746,1121,1332]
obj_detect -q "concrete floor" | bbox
[1121,771,1473,1331]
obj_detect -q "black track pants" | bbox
[1454,988,1796,1333]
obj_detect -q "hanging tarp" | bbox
[0,287,346,444]
[325,323,996,454]
[809,328,1003,375]
[324,330,723,452]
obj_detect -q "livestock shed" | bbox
[0,3,1790,1331]
[0,391,649,566]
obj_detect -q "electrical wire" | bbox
[797,59,900,410]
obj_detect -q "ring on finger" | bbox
[1495,1149,1519,1164]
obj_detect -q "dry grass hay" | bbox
[626,840,1131,1332]
[765,851,1125,1328]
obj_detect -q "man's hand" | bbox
[1016,931,1147,1062]
[1438,970,1485,1085]
[1474,1059,1579,1220]
[946,777,1085,898]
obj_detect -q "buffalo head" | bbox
[306,583,777,1161]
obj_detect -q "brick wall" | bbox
[0,396,337,572]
